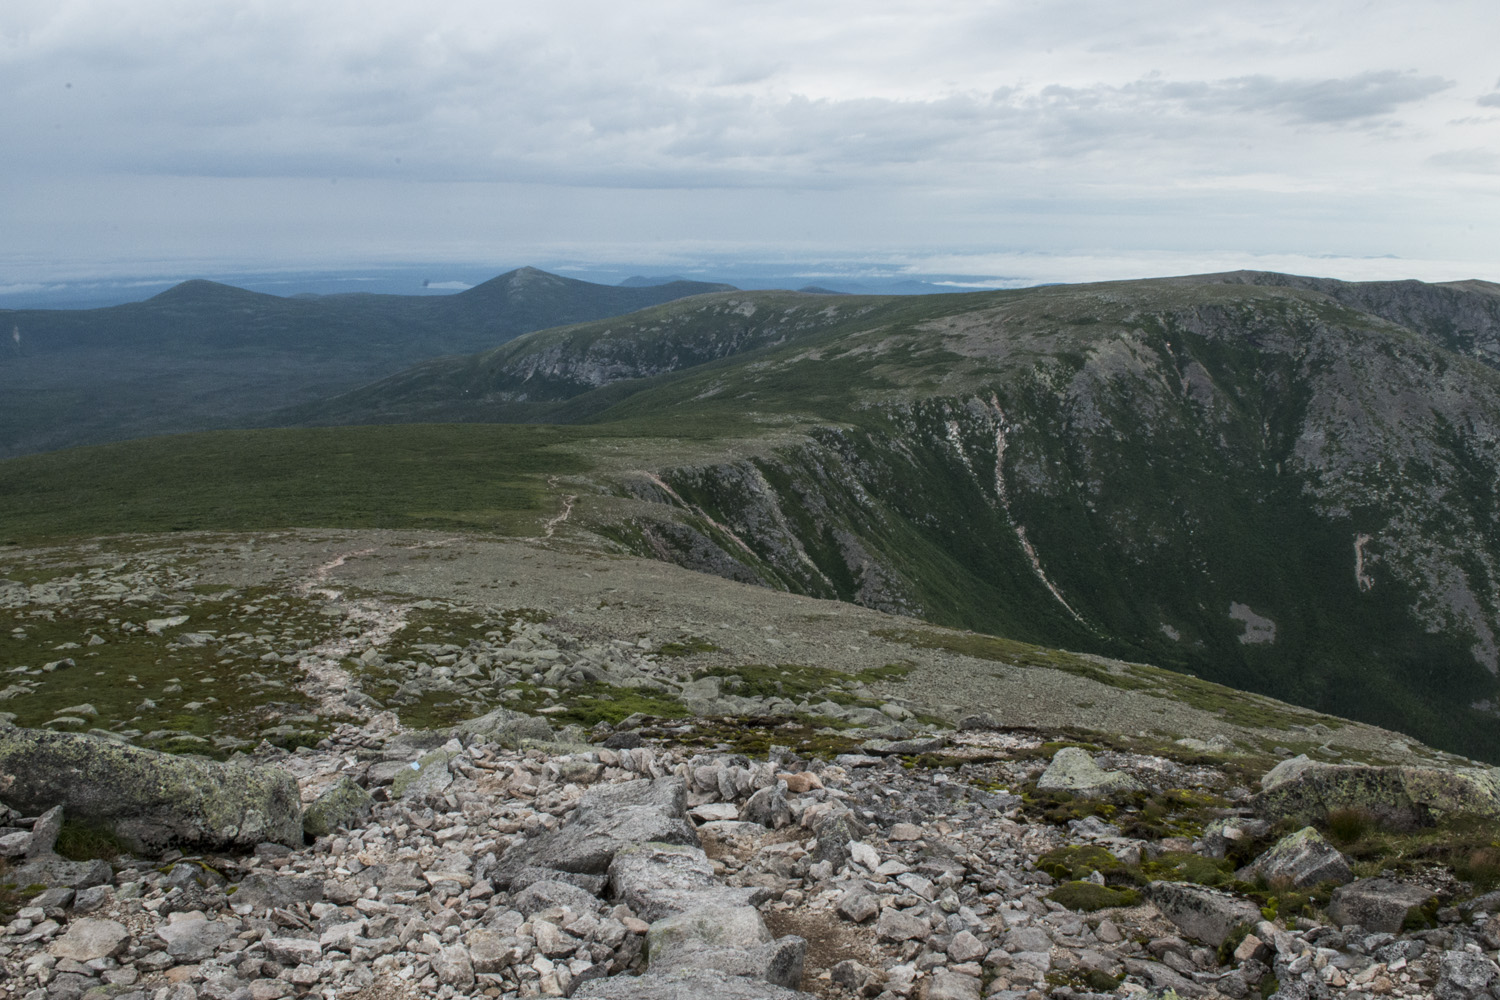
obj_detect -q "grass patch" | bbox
[1141,851,1236,888]
[1318,812,1500,896]
[391,691,482,731]
[0,583,334,757]
[0,423,593,540]
[1325,807,1377,846]
[655,637,721,657]
[0,860,23,921]
[1026,784,1226,842]
[55,819,131,862]
[1126,665,1344,731]
[1038,845,1131,882]
[691,662,897,709]
[531,683,690,728]
[879,623,1343,733]
[657,716,866,759]
[872,628,1155,691]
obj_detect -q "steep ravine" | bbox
[592,299,1500,761]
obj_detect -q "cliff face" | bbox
[568,282,1500,759]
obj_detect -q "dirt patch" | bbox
[764,905,882,996]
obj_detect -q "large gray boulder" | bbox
[301,776,373,838]
[451,707,554,746]
[494,777,697,886]
[1141,881,1262,946]
[1436,949,1497,1000]
[646,903,806,990]
[575,969,817,999]
[48,918,129,962]
[0,728,301,853]
[1036,747,1144,800]
[607,842,767,920]
[1328,878,1437,933]
[7,856,111,890]
[1254,755,1500,825]
[229,873,325,911]
[1236,826,1354,888]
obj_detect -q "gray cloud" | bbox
[1429,149,1500,173]
[1137,71,1453,123]
[0,0,1496,283]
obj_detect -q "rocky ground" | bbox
[0,530,1453,769]
[3,713,1500,1000]
[3,530,1500,999]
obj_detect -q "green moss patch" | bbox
[1038,845,1131,882]
[655,637,721,657]
[1047,881,1141,912]
[655,716,865,759]
[533,683,690,728]
[0,582,335,757]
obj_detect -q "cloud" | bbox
[0,1,1497,283]
[1136,71,1452,124]
[1428,149,1500,173]
[1478,93,1500,107]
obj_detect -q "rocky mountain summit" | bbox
[4,531,1500,1000]
[4,712,1500,1000]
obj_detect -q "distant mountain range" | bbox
[0,267,733,456]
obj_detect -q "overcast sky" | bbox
[2,0,1498,291]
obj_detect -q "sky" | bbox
[2,0,1498,296]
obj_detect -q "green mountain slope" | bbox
[6,272,1500,760]
[0,267,732,457]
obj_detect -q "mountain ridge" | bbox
[0,267,735,457]
[5,270,1500,761]
[269,272,1500,760]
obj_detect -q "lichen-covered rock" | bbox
[27,804,63,858]
[495,777,698,884]
[301,776,374,838]
[512,878,602,917]
[7,855,111,890]
[1236,826,1354,888]
[0,727,301,854]
[646,903,805,989]
[1036,747,1145,800]
[647,903,772,957]
[1141,881,1261,946]
[229,873,325,911]
[390,749,455,800]
[48,917,128,961]
[740,781,792,829]
[1435,948,1497,1000]
[1254,756,1500,825]
[450,707,554,746]
[575,968,817,999]
[1328,878,1437,933]
[608,842,767,920]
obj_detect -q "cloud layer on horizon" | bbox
[1,0,1497,281]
